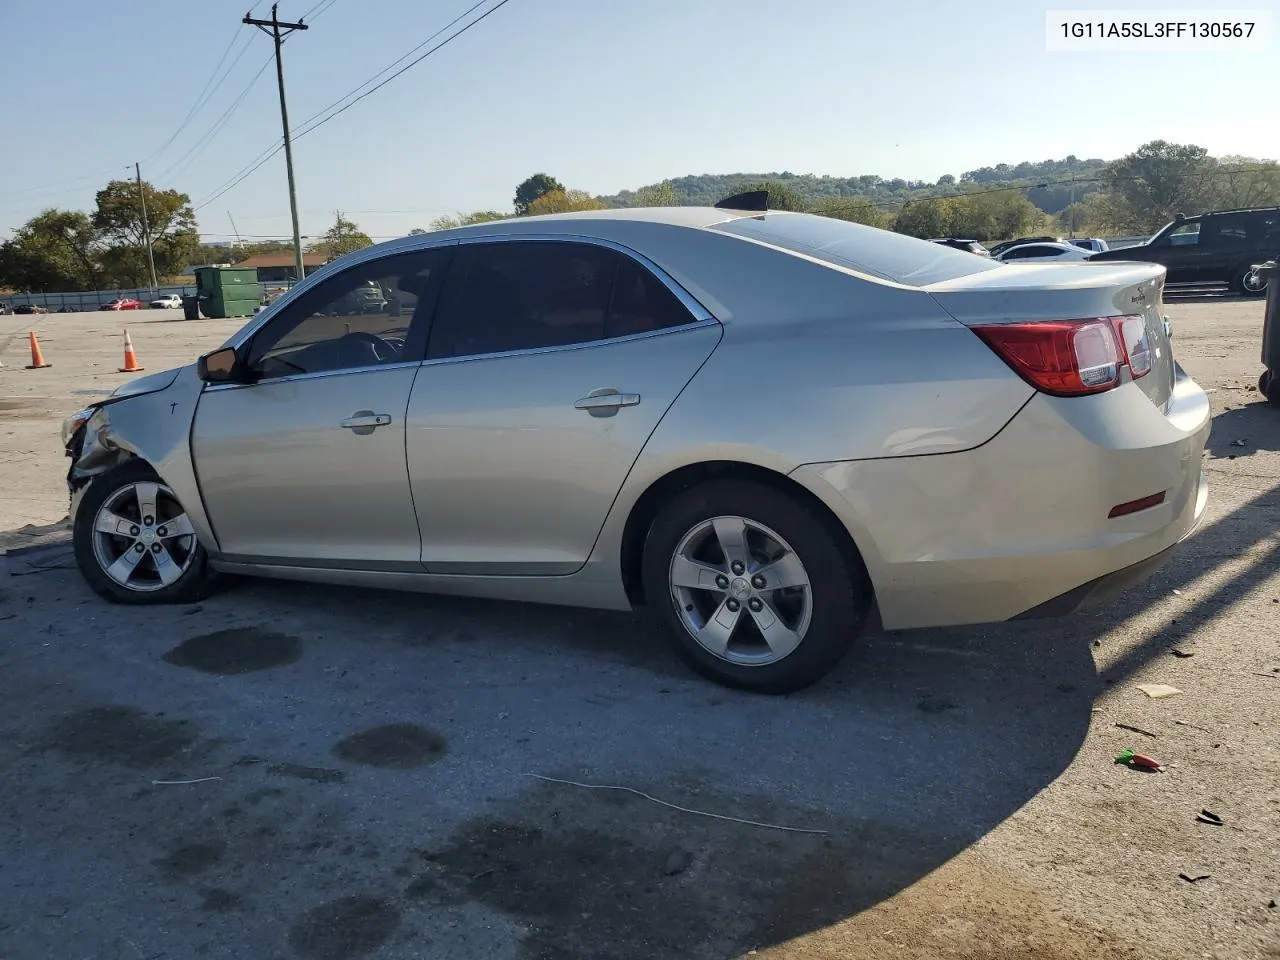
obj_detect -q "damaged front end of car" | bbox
[61,367,187,519]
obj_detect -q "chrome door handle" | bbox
[340,412,392,433]
[575,390,640,417]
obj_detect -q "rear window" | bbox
[710,213,1001,287]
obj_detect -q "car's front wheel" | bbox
[641,479,870,694]
[73,460,215,604]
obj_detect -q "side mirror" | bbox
[196,346,243,383]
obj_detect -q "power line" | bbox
[156,53,276,184]
[194,0,513,212]
[290,0,513,142]
[143,29,251,166]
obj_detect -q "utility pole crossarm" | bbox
[243,3,308,283]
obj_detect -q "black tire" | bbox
[73,460,215,605]
[1264,370,1280,409]
[641,479,871,694]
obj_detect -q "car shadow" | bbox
[1204,399,1279,458]
[2,420,1277,958]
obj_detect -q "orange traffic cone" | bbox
[118,329,144,373]
[24,331,51,369]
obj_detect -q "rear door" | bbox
[405,239,720,575]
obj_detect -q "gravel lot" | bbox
[1,302,1277,960]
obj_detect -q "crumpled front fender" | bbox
[66,364,219,552]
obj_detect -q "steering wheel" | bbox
[343,330,398,363]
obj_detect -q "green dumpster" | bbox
[194,267,262,319]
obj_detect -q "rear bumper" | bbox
[789,368,1212,630]
[1012,466,1206,619]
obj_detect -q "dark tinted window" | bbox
[606,257,694,338]
[711,212,1000,286]
[248,248,445,379]
[428,242,614,359]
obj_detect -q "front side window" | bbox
[427,241,696,359]
[247,248,446,379]
[1167,222,1201,246]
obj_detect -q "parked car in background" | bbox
[928,237,992,257]
[1068,238,1110,253]
[1089,207,1280,295]
[150,294,183,309]
[14,303,49,314]
[995,242,1094,263]
[62,207,1209,693]
[0,302,10,315]
[988,235,1059,258]
[56,306,79,313]
[100,298,142,311]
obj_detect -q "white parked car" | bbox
[996,242,1095,264]
[1068,238,1110,254]
[150,294,183,309]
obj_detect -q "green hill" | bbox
[600,156,1108,216]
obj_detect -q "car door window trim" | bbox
[202,359,422,392]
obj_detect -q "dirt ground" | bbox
[0,302,1278,960]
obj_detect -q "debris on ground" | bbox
[1115,749,1165,772]
[1269,900,1277,909]
[1180,873,1211,884]
[1136,683,1183,699]
[1175,719,1213,733]
[1196,810,1224,827]
[663,848,694,876]
[1228,439,1248,447]
[1169,647,1195,658]
[1115,722,1158,738]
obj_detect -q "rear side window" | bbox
[607,257,694,338]
[710,212,1002,286]
[427,241,697,359]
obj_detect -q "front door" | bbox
[405,239,721,575]
[191,246,450,567]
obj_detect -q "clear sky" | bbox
[2,0,1277,242]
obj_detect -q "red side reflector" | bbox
[1108,491,1166,519]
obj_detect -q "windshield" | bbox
[711,213,1002,286]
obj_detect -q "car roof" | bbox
[1003,242,1078,253]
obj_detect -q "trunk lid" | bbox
[924,261,1174,411]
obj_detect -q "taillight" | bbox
[972,315,1151,397]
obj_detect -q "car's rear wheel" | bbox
[73,460,215,604]
[1262,370,1280,408]
[641,479,870,693]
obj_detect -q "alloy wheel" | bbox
[91,481,198,592]
[668,515,813,666]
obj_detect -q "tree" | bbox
[720,180,806,212]
[811,197,892,229]
[428,210,508,230]
[0,209,102,291]
[1205,156,1280,211]
[514,173,564,215]
[407,227,427,236]
[92,179,197,285]
[524,189,606,217]
[892,198,954,238]
[630,181,679,206]
[314,212,373,261]
[1103,140,1218,231]
[936,174,956,187]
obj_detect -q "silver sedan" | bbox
[61,206,1210,692]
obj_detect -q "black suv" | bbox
[1090,207,1280,296]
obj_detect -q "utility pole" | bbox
[135,162,159,294]
[244,3,308,282]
